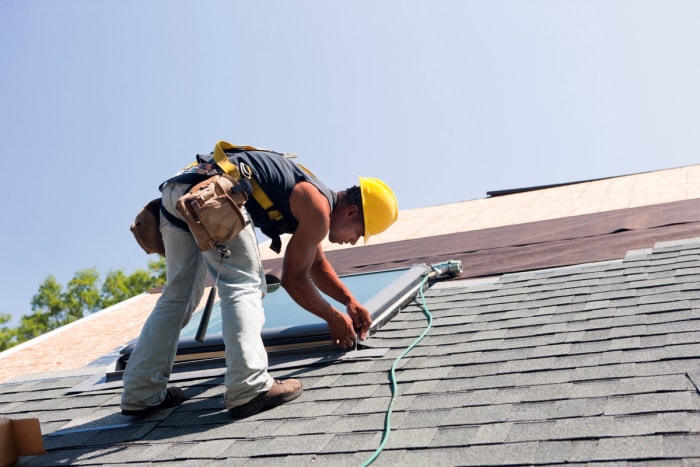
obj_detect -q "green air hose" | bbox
[360,273,434,466]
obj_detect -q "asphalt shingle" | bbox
[3,228,700,465]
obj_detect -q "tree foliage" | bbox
[0,313,17,352]
[0,257,165,351]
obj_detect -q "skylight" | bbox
[112,264,433,376]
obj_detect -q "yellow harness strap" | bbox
[213,140,284,223]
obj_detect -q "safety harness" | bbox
[160,141,298,253]
[211,141,285,227]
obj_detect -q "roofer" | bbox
[121,141,398,418]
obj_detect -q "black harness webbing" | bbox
[159,201,189,232]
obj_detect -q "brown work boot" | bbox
[228,379,302,419]
[121,387,185,417]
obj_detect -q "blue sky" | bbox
[2,1,699,325]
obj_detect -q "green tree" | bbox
[63,268,102,323]
[102,258,165,307]
[0,313,17,351]
[16,275,64,341]
[1,258,166,351]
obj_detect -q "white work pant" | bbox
[120,181,273,411]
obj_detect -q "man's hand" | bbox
[328,311,357,349]
[346,300,371,341]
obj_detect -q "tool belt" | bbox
[175,174,250,252]
[130,198,166,256]
[130,174,250,255]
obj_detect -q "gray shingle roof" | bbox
[2,235,700,465]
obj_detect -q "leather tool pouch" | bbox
[130,198,166,256]
[175,174,249,252]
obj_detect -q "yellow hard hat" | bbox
[359,177,398,243]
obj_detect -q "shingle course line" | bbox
[399,341,700,379]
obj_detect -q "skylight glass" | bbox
[179,267,409,339]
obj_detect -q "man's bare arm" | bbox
[280,182,358,348]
